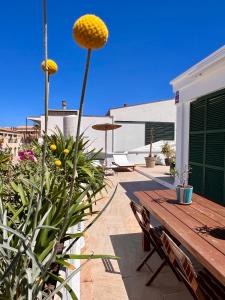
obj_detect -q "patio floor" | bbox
[80,170,191,300]
[136,165,175,188]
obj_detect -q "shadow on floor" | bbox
[101,258,121,274]
[110,233,191,300]
[110,232,152,299]
[155,176,175,185]
[119,180,167,203]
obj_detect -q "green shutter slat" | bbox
[205,133,225,167]
[190,99,205,132]
[205,168,224,204]
[207,94,225,130]
[189,88,225,206]
[189,164,203,194]
[189,134,204,164]
[145,122,174,144]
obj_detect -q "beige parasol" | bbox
[92,123,122,166]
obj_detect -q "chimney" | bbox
[62,100,67,110]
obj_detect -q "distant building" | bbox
[0,128,22,156]
[3,125,41,144]
[28,99,176,164]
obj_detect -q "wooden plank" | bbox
[152,188,225,218]
[156,189,225,227]
[193,193,225,218]
[134,191,225,286]
[163,189,225,227]
[152,190,225,256]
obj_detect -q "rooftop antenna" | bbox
[62,100,67,110]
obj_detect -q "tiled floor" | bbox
[136,165,175,188]
[80,170,192,300]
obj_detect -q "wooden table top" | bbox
[134,189,225,286]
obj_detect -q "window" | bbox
[145,122,175,144]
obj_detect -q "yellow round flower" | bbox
[41,59,58,75]
[50,144,57,151]
[73,14,108,49]
[63,149,70,155]
[54,159,62,167]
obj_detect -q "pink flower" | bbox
[18,150,36,161]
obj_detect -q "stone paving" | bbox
[80,170,192,300]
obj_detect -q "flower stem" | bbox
[70,49,91,192]
[33,0,49,231]
[64,49,91,232]
[38,49,92,287]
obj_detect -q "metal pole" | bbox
[25,117,27,144]
[149,127,153,157]
[105,130,107,166]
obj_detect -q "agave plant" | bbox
[0,149,12,173]
[0,169,117,299]
[0,1,114,298]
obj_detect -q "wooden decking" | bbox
[134,189,225,287]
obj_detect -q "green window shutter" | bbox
[190,99,205,132]
[189,134,204,164]
[189,88,225,206]
[205,133,225,168]
[207,93,225,130]
[145,122,174,144]
[189,165,203,194]
[205,168,224,204]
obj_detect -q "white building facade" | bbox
[171,45,225,205]
[29,99,176,164]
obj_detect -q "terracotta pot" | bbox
[145,156,155,168]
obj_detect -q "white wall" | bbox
[110,100,176,122]
[63,115,113,153]
[40,115,64,134]
[39,99,176,158]
[114,122,145,152]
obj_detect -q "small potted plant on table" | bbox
[161,142,175,166]
[145,128,155,168]
[175,165,193,205]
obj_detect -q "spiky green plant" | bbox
[0,1,115,298]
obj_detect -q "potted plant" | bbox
[169,156,176,175]
[161,142,175,166]
[175,165,193,205]
[145,128,156,168]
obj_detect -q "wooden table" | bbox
[134,189,225,287]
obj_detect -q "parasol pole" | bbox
[105,130,107,166]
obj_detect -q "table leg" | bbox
[142,232,151,251]
[142,209,151,251]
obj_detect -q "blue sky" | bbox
[1,0,225,126]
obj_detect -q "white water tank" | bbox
[63,115,78,138]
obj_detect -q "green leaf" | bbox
[61,232,83,242]
[38,240,55,262]
[0,224,26,241]
[10,181,19,193]
[58,254,119,260]
[17,183,28,206]
[66,160,73,169]
[46,272,78,300]
[80,166,92,177]
[56,258,76,270]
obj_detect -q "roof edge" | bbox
[107,98,174,115]
[170,45,225,86]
